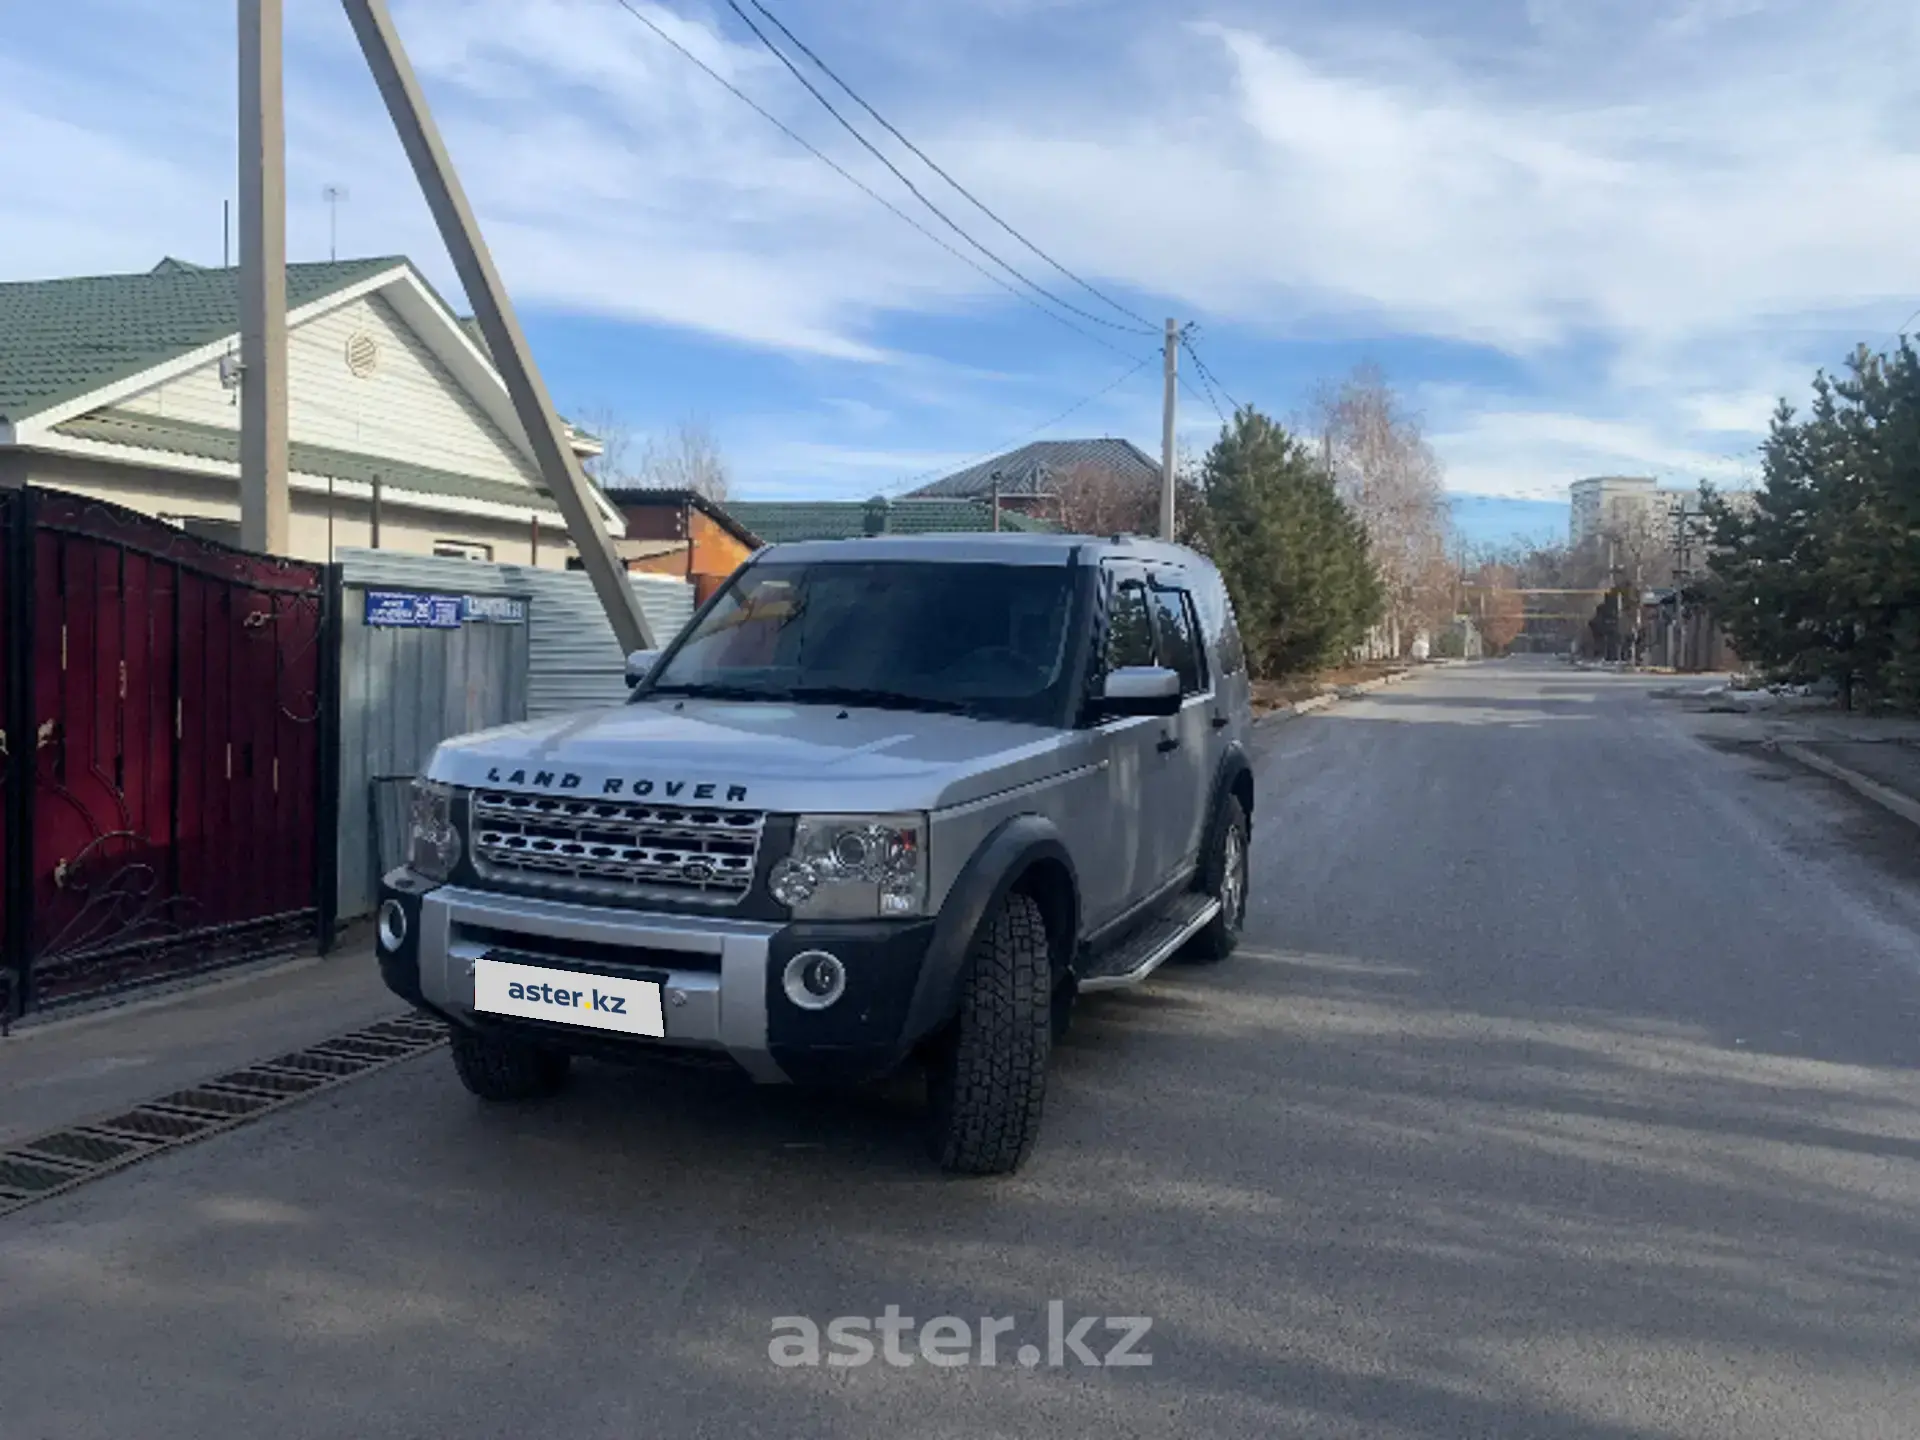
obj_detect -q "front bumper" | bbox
[377,871,937,1084]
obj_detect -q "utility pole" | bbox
[989,470,1001,532]
[340,0,654,651]
[1670,498,1694,671]
[1160,318,1178,540]
[238,0,290,555]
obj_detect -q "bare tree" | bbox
[633,417,732,501]
[568,409,730,499]
[1050,460,1160,537]
[1591,505,1674,591]
[569,404,635,489]
[1311,364,1455,656]
[1473,562,1528,653]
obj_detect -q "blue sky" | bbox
[5,0,1919,543]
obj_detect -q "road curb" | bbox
[1776,741,1920,831]
[1257,664,1426,725]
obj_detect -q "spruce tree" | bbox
[1196,408,1383,678]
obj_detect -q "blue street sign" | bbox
[365,590,464,628]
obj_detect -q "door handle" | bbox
[1157,735,1181,753]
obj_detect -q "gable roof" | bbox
[0,256,401,423]
[907,438,1161,500]
[602,486,761,548]
[725,497,1058,545]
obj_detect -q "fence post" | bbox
[4,487,38,1021]
[314,562,344,955]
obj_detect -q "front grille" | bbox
[469,790,765,900]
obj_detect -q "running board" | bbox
[1076,894,1221,992]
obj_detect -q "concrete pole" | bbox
[340,0,654,651]
[238,0,290,555]
[1160,318,1178,540]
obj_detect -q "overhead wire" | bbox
[607,0,1138,360]
[887,348,1160,495]
[1179,331,1227,426]
[1180,328,1242,416]
[719,0,1153,339]
[741,0,1156,335]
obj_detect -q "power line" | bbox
[721,0,1151,339]
[887,348,1159,495]
[608,0,1137,360]
[1180,329,1242,415]
[742,0,1156,335]
[1178,331,1226,425]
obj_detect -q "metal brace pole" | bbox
[238,0,291,555]
[339,0,654,652]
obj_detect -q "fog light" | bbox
[377,898,408,953]
[782,950,846,1010]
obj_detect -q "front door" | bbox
[1082,564,1165,933]
[1141,569,1212,888]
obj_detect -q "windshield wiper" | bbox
[643,682,793,702]
[787,686,986,717]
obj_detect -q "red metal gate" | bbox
[2,488,333,1017]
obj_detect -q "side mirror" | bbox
[1096,665,1182,718]
[625,649,662,688]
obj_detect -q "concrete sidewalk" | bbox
[1660,683,1920,828]
[0,946,402,1150]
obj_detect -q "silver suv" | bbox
[376,533,1255,1173]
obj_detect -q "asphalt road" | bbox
[5,659,1920,1439]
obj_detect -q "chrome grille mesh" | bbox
[469,791,765,898]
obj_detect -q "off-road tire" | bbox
[926,891,1053,1176]
[449,1026,572,1101]
[1183,794,1249,964]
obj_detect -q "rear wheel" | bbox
[1184,794,1249,963]
[449,1026,572,1101]
[926,891,1053,1175]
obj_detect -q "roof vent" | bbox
[344,330,381,378]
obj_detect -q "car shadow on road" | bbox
[6,930,1920,1439]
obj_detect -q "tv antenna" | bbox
[322,183,349,260]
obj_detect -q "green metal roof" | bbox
[0,256,402,423]
[725,497,1057,544]
[54,407,553,513]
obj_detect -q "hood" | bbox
[426,698,1074,813]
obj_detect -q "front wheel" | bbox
[449,1026,572,1101]
[926,891,1053,1176]
[1184,794,1249,963]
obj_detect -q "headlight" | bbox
[768,814,927,918]
[408,779,462,882]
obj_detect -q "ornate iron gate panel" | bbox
[1,489,332,1016]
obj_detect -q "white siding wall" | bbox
[119,292,538,489]
[17,451,569,568]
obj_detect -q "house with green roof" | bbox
[0,256,621,563]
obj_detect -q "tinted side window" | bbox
[1106,578,1156,672]
[1151,585,1205,694]
[1216,588,1247,677]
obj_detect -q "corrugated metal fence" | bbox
[331,551,696,921]
[337,550,695,717]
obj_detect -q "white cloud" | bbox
[1430,407,1761,503]
[4,0,1917,503]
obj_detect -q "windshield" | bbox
[641,559,1079,724]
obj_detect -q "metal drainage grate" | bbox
[0,1011,448,1218]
